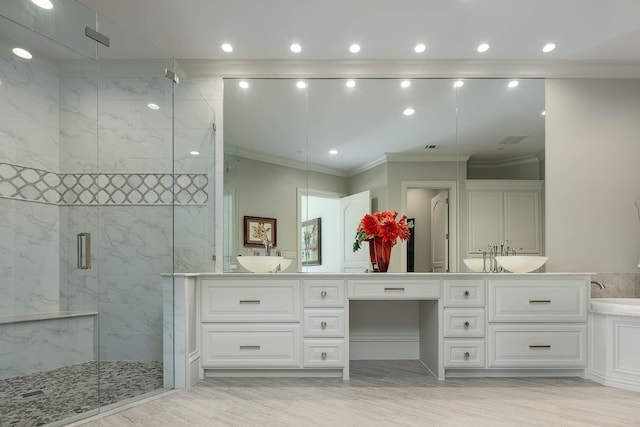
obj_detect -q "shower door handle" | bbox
[77,233,92,269]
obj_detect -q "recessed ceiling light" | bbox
[508,80,519,88]
[541,110,546,116]
[542,43,556,53]
[31,0,53,9]
[453,80,464,88]
[346,80,356,88]
[400,80,411,88]
[329,149,338,155]
[238,81,249,89]
[190,151,200,156]
[290,43,302,53]
[349,43,361,54]
[403,108,415,116]
[414,43,426,53]
[296,81,307,89]
[477,43,490,53]
[12,47,32,59]
[221,43,233,53]
[147,103,160,110]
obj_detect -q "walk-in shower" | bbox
[0,1,215,425]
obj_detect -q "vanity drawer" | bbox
[488,324,587,368]
[444,309,486,337]
[488,280,587,323]
[303,309,345,337]
[347,280,440,299]
[200,279,301,322]
[443,280,486,307]
[303,339,345,368]
[303,280,345,307]
[201,324,301,368]
[444,339,486,368]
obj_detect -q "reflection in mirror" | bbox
[457,79,545,271]
[223,78,544,273]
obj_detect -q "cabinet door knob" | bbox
[464,321,470,328]
[464,290,470,296]
[320,290,327,298]
[320,321,327,329]
[321,352,327,360]
[464,352,470,360]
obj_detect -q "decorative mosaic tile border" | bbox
[0,163,208,205]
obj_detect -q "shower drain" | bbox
[21,390,44,398]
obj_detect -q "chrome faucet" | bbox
[262,237,273,256]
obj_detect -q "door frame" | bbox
[297,187,346,272]
[400,181,458,273]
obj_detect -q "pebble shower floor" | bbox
[0,361,163,426]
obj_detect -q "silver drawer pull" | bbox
[464,352,470,360]
[529,345,551,349]
[464,290,470,296]
[384,287,405,292]
[464,321,470,328]
[239,345,261,350]
[320,290,327,298]
[529,299,551,304]
[320,321,327,329]
[321,352,327,360]
[239,299,261,304]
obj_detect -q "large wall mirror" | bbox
[223,78,545,273]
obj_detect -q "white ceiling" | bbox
[78,0,640,62]
[73,0,639,174]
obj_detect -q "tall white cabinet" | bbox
[463,180,543,260]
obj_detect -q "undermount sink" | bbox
[463,258,487,272]
[237,256,284,273]
[495,255,548,273]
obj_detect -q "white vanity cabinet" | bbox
[464,180,543,257]
[487,278,588,369]
[302,280,346,368]
[199,277,347,375]
[443,279,487,369]
[200,278,303,369]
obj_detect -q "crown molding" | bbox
[237,149,349,177]
[385,153,469,163]
[178,59,640,79]
[466,154,544,169]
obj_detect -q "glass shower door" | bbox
[93,14,175,406]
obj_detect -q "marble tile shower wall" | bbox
[1,58,215,362]
[0,55,61,316]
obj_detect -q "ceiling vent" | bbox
[498,136,528,145]
[424,144,439,149]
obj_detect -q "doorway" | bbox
[401,182,458,272]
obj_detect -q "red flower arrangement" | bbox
[353,211,412,252]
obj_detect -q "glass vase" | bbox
[368,236,392,272]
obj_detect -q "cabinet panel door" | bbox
[504,191,541,254]
[488,324,586,368]
[200,280,300,322]
[468,191,503,253]
[201,324,301,368]
[444,339,486,368]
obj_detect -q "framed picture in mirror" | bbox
[244,216,277,247]
[301,217,321,266]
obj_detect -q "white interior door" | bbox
[431,191,449,272]
[340,190,370,272]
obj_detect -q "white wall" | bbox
[546,79,640,273]
[237,157,347,260]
